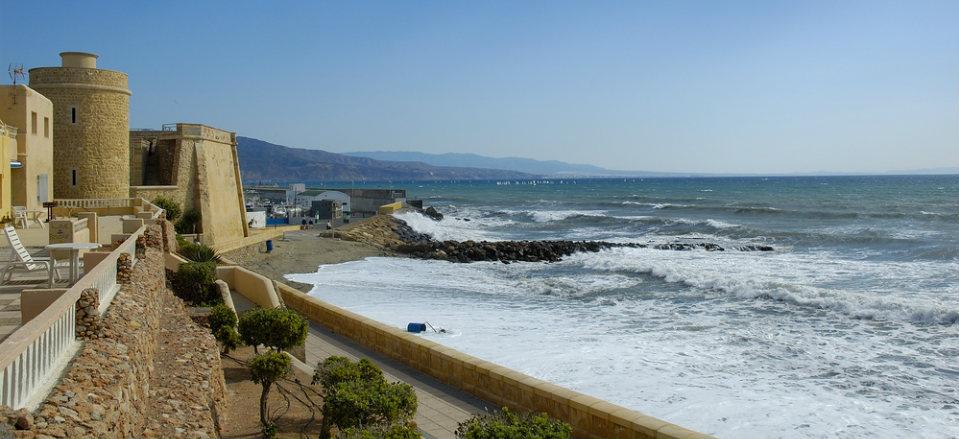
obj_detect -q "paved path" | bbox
[230,292,491,438]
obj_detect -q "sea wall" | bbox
[275,281,715,439]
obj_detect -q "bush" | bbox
[313,357,383,390]
[152,196,182,222]
[238,307,308,353]
[324,380,416,434]
[179,242,221,263]
[314,356,417,439]
[172,261,220,305]
[455,408,571,439]
[175,208,202,234]
[214,326,241,354]
[209,304,240,354]
[249,351,292,430]
[340,423,419,439]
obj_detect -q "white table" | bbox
[45,242,102,285]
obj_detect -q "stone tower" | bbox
[29,52,130,199]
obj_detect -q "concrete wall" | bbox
[274,282,715,439]
[29,55,131,199]
[0,85,55,212]
[215,265,281,309]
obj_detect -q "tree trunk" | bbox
[260,382,272,427]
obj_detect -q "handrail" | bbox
[53,197,165,220]
[0,225,147,409]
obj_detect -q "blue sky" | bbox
[2,1,957,173]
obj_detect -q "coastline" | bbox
[222,228,393,291]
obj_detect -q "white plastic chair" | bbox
[13,206,28,229]
[2,224,63,287]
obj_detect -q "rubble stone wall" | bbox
[0,232,225,438]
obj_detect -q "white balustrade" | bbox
[0,225,147,409]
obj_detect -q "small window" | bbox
[71,107,77,124]
[44,117,49,138]
[72,170,77,186]
[31,112,37,134]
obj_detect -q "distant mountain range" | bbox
[236,137,534,182]
[344,150,685,177]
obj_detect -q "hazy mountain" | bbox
[343,150,700,177]
[344,151,618,176]
[236,137,535,182]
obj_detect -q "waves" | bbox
[573,247,959,326]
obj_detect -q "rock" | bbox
[423,206,444,221]
[14,410,34,430]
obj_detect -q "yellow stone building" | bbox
[0,123,16,220]
[0,85,55,213]
[9,51,251,246]
[130,123,250,246]
[28,52,130,200]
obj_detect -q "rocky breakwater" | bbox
[338,210,774,264]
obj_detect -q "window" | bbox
[44,117,49,138]
[31,112,37,134]
[71,107,77,124]
[72,170,77,186]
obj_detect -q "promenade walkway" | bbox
[230,293,491,439]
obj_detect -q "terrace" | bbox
[0,198,163,408]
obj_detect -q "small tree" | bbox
[249,351,291,435]
[313,356,417,439]
[238,307,308,353]
[455,408,571,439]
[209,304,240,354]
[152,196,182,222]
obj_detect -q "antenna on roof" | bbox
[8,64,25,85]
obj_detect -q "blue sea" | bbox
[288,175,959,439]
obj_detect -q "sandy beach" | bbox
[222,228,394,291]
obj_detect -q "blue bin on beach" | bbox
[407,323,427,333]
[266,240,273,253]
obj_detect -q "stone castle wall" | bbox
[29,67,130,199]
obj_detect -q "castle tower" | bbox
[28,52,130,199]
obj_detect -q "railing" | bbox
[54,198,165,220]
[0,225,147,409]
[55,198,134,209]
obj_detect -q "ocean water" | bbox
[287,176,959,439]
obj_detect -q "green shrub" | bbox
[172,261,220,305]
[179,242,221,263]
[175,208,202,234]
[324,380,416,435]
[341,423,420,439]
[249,351,291,430]
[455,408,572,439]
[209,304,237,333]
[209,304,240,354]
[314,356,417,439]
[313,357,383,390]
[152,196,182,222]
[214,326,241,354]
[238,307,308,353]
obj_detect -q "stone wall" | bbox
[195,136,247,246]
[29,66,130,200]
[0,242,225,438]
